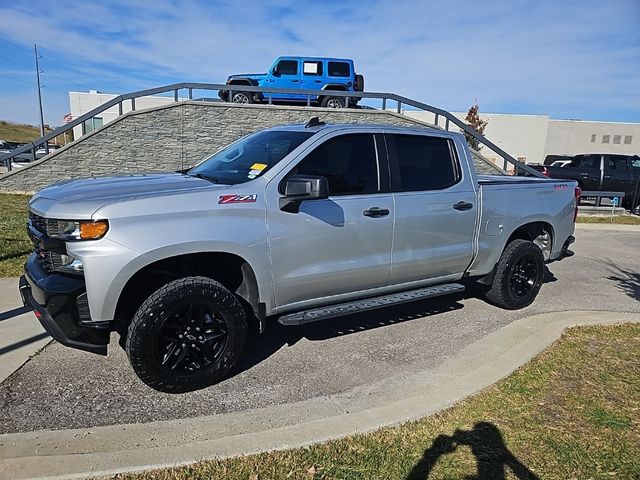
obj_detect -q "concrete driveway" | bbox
[1,226,638,437]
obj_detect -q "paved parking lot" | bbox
[0,227,638,434]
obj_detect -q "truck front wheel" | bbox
[485,239,544,310]
[126,276,247,393]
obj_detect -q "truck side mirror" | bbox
[279,175,329,213]
[272,66,280,77]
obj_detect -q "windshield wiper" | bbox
[192,172,223,184]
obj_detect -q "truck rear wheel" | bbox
[126,276,247,393]
[485,239,544,310]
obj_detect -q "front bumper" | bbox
[19,254,109,355]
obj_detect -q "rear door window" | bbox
[303,61,323,76]
[606,155,630,171]
[290,134,379,195]
[571,155,600,169]
[328,61,350,77]
[388,134,460,191]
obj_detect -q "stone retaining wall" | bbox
[0,101,502,193]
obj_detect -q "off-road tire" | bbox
[231,91,254,104]
[126,276,247,393]
[485,239,544,310]
[321,96,345,108]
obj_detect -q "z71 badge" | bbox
[218,194,257,204]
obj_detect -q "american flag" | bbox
[62,113,73,123]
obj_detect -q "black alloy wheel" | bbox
[126,276,247,393]
[508,257,538,298]
[485,239,544,310]
[156,303,228,373]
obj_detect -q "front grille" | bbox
[29,212,64,237]
[37,251,66,272]
[28,210,68,273]
[29,211,48,234]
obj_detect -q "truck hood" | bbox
[29,173,219,219]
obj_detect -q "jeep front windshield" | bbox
[188,130,314,185]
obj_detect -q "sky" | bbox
[0,0,638,127]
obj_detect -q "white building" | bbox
[405,111,639,166]
[69,91,639,167]
[68,90,188,139]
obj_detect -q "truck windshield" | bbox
[188,130,314,185]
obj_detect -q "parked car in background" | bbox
[12,144,60,163]
[0,139,22,168]
[544,154,574,166]
[219,56,364,108]
[531,153,640,209]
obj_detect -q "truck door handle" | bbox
[363,207,390,217]
[291,79,299,83]
[453,201,473,211]
[314,80,322,83]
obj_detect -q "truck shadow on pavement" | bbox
[231,295,466,380]
[406,421,539,480]
[230,269,560,380]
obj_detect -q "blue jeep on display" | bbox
[219,56,364,108]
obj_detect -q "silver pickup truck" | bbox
[19,120,579,392]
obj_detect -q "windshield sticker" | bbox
[250,163,268,171]
[218,194,257,204]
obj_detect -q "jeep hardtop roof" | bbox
[275,56,354,63]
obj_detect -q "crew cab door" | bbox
[603,155,635,197]
[266,132,393,311]
[269,58,302,100]
[386,133,477,284]
[568,154,602,190]
[300,60,325,95]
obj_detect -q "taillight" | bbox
[542,166,549,177]
[574,186,582,222]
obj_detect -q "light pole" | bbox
[34,44,48,154]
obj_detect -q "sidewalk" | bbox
[0,278,50,383]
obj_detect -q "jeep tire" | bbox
[485,239,544,310]
[231,91,254,104]
[321,96,345,108]
[126,276,247,393]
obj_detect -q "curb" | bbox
[0,310,638,480]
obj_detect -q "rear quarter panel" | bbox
[468,179,577,277]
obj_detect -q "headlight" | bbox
[49,219,109,241]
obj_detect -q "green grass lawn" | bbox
[116,323,640,480]
[576,214,640,225]
[0,194,31,277]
